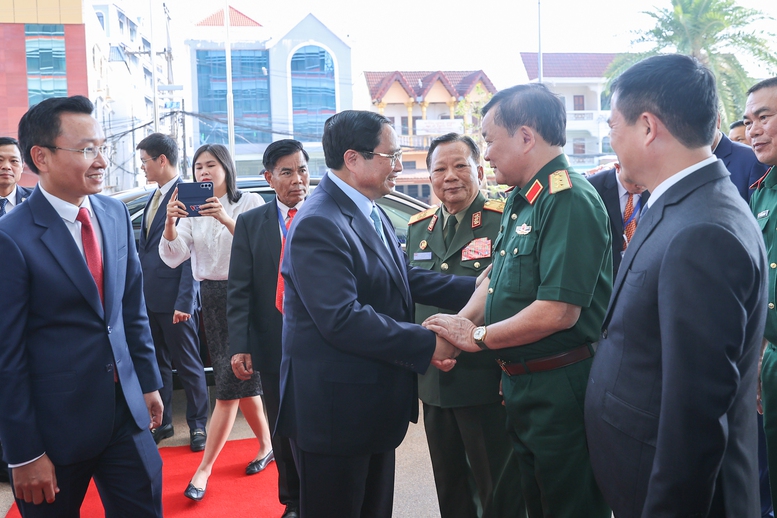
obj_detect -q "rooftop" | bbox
[365,70,497,102]
[196,6,262,27]
[520,53,620,80]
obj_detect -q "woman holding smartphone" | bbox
[159,144,273,501]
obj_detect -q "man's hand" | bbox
[172,310,191,324]
[231,353,254,380]
[423,314,479,353]
[431,334,460,372]
[12,454,59,505]
[144,391,164,430]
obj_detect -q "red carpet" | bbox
[6,438,284,517]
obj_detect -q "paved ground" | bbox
[0,388,442,517]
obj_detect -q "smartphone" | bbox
[177,181,214,217]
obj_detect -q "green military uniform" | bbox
[408,192,524,518]
[750,165,777,508]
[485,154,612,518]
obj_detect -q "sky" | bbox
[160,0,777,95]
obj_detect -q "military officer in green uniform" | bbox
[408,133,523,518]
[425,84,612,518]
[746,76,777,510]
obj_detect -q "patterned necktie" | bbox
[370,206,389,249]
[0,198,7,217]
[76,207,104,305]
[444,217,458,249]
[275,208,298,314]
[623,193,637,250]
[146,189,163,236]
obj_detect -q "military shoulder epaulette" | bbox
[483,199,505,213]
[548,169,572,194]
[408,206,439,225]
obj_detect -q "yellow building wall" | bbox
[382,81,412,104]
[0,0,82,24]
[425,81,452,103]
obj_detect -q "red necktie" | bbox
[77,207,104,305]
[623,193,636,250]
[275,208,297,313]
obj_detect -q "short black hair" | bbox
[136,133,178,167]
[729,120,745,130]
[426,133,480,170]
[18,95,94,174]
[481,84,566,146]
[611,54,717,149]
[0,137,22,160]
[322,110,391,170]
[262,139,309,173]
[192,144,242,204]
[748,77,777,96]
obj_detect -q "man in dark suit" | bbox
[136,133,208,451]
[228,139,309,518]
[585,54,767,518]
[0,96,164,516]
[588,164,648,275]
[0,136,32,483]
[712,115,769,200]
[275,111,476,518]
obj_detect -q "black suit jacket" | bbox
[713,132,770,201]
[227,198,285,374]
[138,179,198,314]
[276,174,475,457]
[15,185,33,205]
[585,160,767,517]
[588,168,649,275]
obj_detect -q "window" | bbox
[600,91,611,110]
[573,138,586,154]
[290,45,336,141]
[25,24,67,107]
[602,136,613,154]
[196,49,272,145]
[129,22,137,42]
[401,161,417,170]
[96,12,105,30]
[573,95,585,111]
[401,116,423,135]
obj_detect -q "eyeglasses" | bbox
[45,145,113,160]
[362,150,403,168]
[140,155,159,164]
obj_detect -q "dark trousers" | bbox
[423,402,525,518]
[12,386,163,518]
[291,440,394,518]
[148,310,208,430]
[263,372,300,507]
[759,412,774,517]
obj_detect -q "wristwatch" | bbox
[473,326,489,350]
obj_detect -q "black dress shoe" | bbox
[184,482,206,501]
[281,505,299,518]
[190,428,207,452]
[245,450,275,475]
[151,423,174,445]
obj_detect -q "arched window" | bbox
[290,45,335,141]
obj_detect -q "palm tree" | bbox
[606,0,777,127]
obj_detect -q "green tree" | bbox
[606,0,777,127]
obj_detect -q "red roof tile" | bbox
[196,6,262,27]
[520,53,619,80]
[365,70,498,102]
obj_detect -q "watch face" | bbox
[474,327,486,341]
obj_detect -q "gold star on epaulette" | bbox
[548,170,572,194]
[408,206,439,225]
[483,199,505,213]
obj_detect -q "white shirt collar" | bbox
[157,175,179,196]
[276,196,304,220]
[647,155,717,208]
[327,170,374,220]
[38,183,95,222]
[1,185,18,207]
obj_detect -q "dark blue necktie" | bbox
[0,198,7,217]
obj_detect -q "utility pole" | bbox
[224,2,236,157]
[538,0,543,84]
[150,0,159,132]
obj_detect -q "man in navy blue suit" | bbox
[0,96,164,517]
[137,133,208,451]
[712,114,769,201]
[276,110,475,517]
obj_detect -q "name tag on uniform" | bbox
[414,252,433,261]
[462,238,492,261]
[758,210,770,219]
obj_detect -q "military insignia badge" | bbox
[525,180,543,205]
[414,252,432,261]
[462,237,492,261]
[472,211,482,229]
[548,170,572,194]
[758,210,770,219]
[516,223,532,235]
[427,214,438,232]
[419,240,428,250]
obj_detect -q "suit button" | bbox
[488,288,494,294]
[602,329,608,339]
[474,262,481,268]
[107,326,112,334]
[771,263,777,269]
[441,263,449,271]
[770,303,775,310]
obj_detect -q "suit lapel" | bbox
[31,191,105,318]
[92,196,116,320]
[265,199,282,272]
[602,172,623,236]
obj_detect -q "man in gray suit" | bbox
[585,54,768,517]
